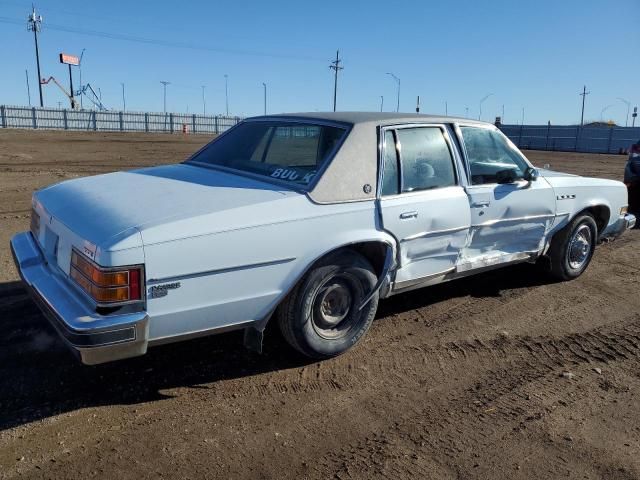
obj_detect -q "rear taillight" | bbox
[70,249,144,305]
[30,209,40,238]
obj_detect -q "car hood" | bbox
[35,164,301,250]
[537,168,577,178]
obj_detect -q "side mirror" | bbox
[496,168,519,184]
[523,167,539,182]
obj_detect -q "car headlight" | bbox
[70,249,144,305]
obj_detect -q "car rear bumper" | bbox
[10,231,149,365]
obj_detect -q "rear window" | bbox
[188,121,347,188]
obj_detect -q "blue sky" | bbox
[0,0,638,125]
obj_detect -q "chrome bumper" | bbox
[600,213,636,240]
[10,232,149,365]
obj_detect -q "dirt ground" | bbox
[0,129,638,480]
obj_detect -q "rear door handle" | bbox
[471,200,490,208]
[400,211,418,219]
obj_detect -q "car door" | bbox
[455,124,556,270]
[379,125,471,287]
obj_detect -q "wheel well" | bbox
[347,242,389,278]
[581,205,610,233]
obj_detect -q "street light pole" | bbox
[121,83,126,111]
[201,85,206,115]
[78,48,85,109]
[380,95,384,112]
[600,104,613,123]
[160,81,170,113]
[224,74,229,116]
[617,97,631,127]
[262,83,267,115]
[386,72,400,112]
[478,93,493,120]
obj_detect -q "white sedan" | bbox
[11,112,635,364]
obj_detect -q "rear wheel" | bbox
[277,250,378,359]
[547,213,597,280]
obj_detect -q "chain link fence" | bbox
[0,105,242,134]
[499,124,640,154]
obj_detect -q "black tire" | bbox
[547,213,598,280]
[277,250,379,359]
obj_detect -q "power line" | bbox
[329,50,343,112]
[0,15,327,63]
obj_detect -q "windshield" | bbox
[187,121,348,188]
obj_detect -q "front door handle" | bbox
[400,211,418,219]
[471,200,490,208]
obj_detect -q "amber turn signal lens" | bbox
[93,286,130,303]
[70,249,143,305]
[620,206,628,215]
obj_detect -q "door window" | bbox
[396,128,456,192]
[460,127,529,185]
[381,130,400,196]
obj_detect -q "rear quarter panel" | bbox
[141,197,393,342]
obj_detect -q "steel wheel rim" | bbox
[567,224,592,270]
[311,273,358,339]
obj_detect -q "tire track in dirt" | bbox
[319,317,640,479]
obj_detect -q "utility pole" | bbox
[121,83,126,111]
[579,85,590,127]
[465,106,469,118]
[386,73,400,112]
[502,104,505,122]
[262,83,267,115]
[160,81,170,113]
[521,107,525,125]
[416,95,420,113]
[617,97,630,127]
[380,95,384,112]
[445,101,448,116]
[25,70,31,106]
[329,50,343,112]
[201,85,206,115]
[27,6,44,107]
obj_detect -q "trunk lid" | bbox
[34,164,299,268]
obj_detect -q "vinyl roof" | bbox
[250,111,489,127]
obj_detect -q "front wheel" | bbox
[547,213,598,280]
[277,250,379,359]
